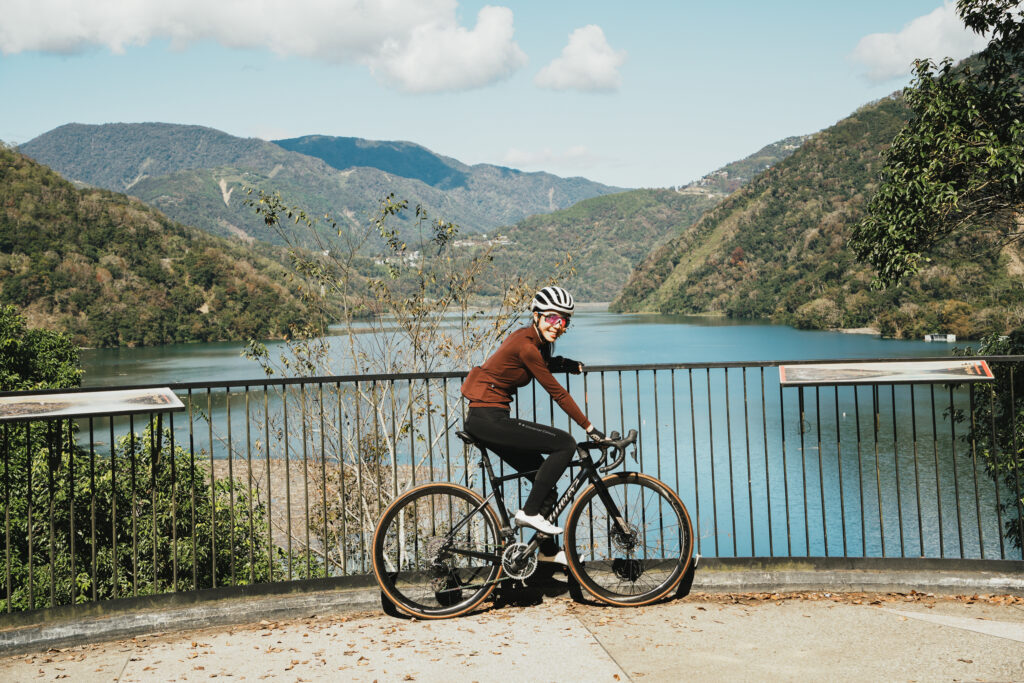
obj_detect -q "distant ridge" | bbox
[274,135,470,189]
[20,123,625,246]
[677,135,811,197]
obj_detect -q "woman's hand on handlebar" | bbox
[587,425,610,442]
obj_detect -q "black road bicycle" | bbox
[371,428,694,619]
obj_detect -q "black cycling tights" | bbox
[464,406,577,517]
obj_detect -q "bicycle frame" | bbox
[469,440,632,556]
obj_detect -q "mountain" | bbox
[676,135,811,197]
[612,96,1024,340]
[0,143,322,347]
[467,136,808,302]
[18,123,624,247]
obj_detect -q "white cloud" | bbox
[367,6,526,93]
[534,25,625,92]
[850,2,988,82]
[0,0,526,92]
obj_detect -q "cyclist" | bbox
[461,285,607,565]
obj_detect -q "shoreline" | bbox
[837,327,881,335]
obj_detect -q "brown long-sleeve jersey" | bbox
[461,325,589,429]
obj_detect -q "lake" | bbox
[75,313,1016,562]
[80,312,956,387]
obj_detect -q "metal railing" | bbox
[2,357,1023,614]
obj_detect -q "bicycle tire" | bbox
[372,482,504,619]
[564,472,693,606]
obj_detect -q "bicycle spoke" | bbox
[373,484,503,618]
[566,474,692,605]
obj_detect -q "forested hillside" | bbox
[613,96,1024,339]
[472,135,808,302]
[485,190,719,301]
[0,144,321,347]
[19,123,623,247]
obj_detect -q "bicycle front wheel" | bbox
[565,472,693,606]
[372,483,503,619]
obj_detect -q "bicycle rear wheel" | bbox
[565,472,693,606]
[372,483,504,618]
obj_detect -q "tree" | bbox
[851,0,1024,287]
[953,332,1024,551]
[240,191,567,573]
[0,304,82,391]
[851,1,1024,551]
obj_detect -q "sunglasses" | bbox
[542,313,571,328]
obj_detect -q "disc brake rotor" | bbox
[610,521,640,553]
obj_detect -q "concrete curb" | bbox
[0,586,381,657]
[3,558,1023,656]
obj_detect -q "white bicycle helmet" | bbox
[531,286,575,315]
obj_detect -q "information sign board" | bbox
[779,359,994,387]
[0,387,185,422]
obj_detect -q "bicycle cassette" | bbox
[501,542,537,580]
[424,536,450,563]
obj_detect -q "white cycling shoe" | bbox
[514,510,563,536]
[538,549,567,566]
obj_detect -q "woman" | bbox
[461,286,606,564]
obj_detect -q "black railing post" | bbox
[1009,367,1024,559]
[833,386,847,557]
[815,388,827,557]
[910,385,924,557]
[872,386,885,557]
[969,384,984,558]
[890,385,904,558]
[779,383,791,557]
[948,386,964,558]
[930,385,945,558]
[706,369,718,556]
[761,368,772,556]
[3,424,10,612]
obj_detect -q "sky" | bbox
[0,1,990,189]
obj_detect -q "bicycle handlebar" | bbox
[589,428,638,473]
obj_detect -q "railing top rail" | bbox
[4,354,1024,398]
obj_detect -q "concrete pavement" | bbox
[3,590,1024,682]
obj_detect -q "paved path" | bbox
[2,591,1024,682]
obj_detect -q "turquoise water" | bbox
[80,312,955,387]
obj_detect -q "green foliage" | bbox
[0,144,319,347]
[852,0,1024,286]
[2,423,275,611]
[0,312,278,611]
[953,331,1024,550]
[0,304,82,391]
